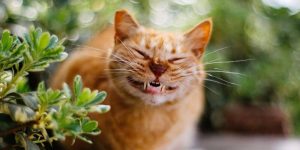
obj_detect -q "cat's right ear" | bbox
[114,10,139,43]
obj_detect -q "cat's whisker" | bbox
[191,74,220,95]
[65,45,107,55]
[181,66,244,76]
[203,58,222,64]
[205,70,245,76]
[203,84,220,95]
[180,68,244,81]
[204,58,254,65]
[206,73,239,86]
[104,69,135,74]
[110,54,139,69]
[69,43,108,51]
[105,70,133,74]
[116,37,136,58]
[203,46,230,57]
[109,72,131,75]
[204,78,232,87]
[104,68,134,71]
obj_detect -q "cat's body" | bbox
[51,10,212,150]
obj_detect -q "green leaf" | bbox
[46,35,58,49]
[16,77,30,93]
[73,75,83,99]
[46,89,65,105]
[37,82,46,93]
[76,88,93,106]
[29,61,50,72]
[82,120,98,133]
[84,91,107,107]
[1,30,13,51]
[84,128,101,136]
[38,32,50,50]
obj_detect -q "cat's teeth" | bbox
[143,82,148,90]
[160,85,165,92]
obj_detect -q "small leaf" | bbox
[24,33,33,48]
[88,105,110,113]
[84,91,107,107]
[82,120,98,133]
[29,62,49,72]
[1,30,13,50]
[38,32,50,50]
[46,35,58,49]
[85,128,101,135]
[76,88,93,106]
[38,81,46,92]
[73,75,83,99]
[58,52,68,61]
[63,83,72,98]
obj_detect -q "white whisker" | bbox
[204,79,232,87]
[204,46,230,57]
[116,37,136,58]
[205,70,245,76]
[204,58,254,65]
[206,73,239,86]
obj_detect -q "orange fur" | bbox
[51,10,212,150]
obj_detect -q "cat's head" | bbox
[109,10,212,105]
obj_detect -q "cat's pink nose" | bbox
[149,62,168,77]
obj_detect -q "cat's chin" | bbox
[127,76,178,95]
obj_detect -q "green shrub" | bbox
[0,28,109,149]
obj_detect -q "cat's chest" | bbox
[90,82,203,149]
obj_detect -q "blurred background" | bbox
[1,0,300,149]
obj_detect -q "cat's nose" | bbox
[149,62,168,77]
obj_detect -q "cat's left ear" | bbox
[183,18,212,58]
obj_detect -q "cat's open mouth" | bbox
[127,76,178,94]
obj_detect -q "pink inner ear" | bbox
[184,19,212,57]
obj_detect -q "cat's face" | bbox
[109,10,212,105]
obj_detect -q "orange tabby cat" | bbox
[51,10,212,150]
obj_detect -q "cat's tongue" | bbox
[145,86,161,94]
[146,86,161,94]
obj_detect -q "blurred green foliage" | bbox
[1,0,299,134]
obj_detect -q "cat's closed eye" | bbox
[131,47,149,59]
[168,57,186,63]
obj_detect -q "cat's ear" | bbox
[183,18,212,58]
[114,10,139,43]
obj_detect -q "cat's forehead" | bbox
[131,28,186,53]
